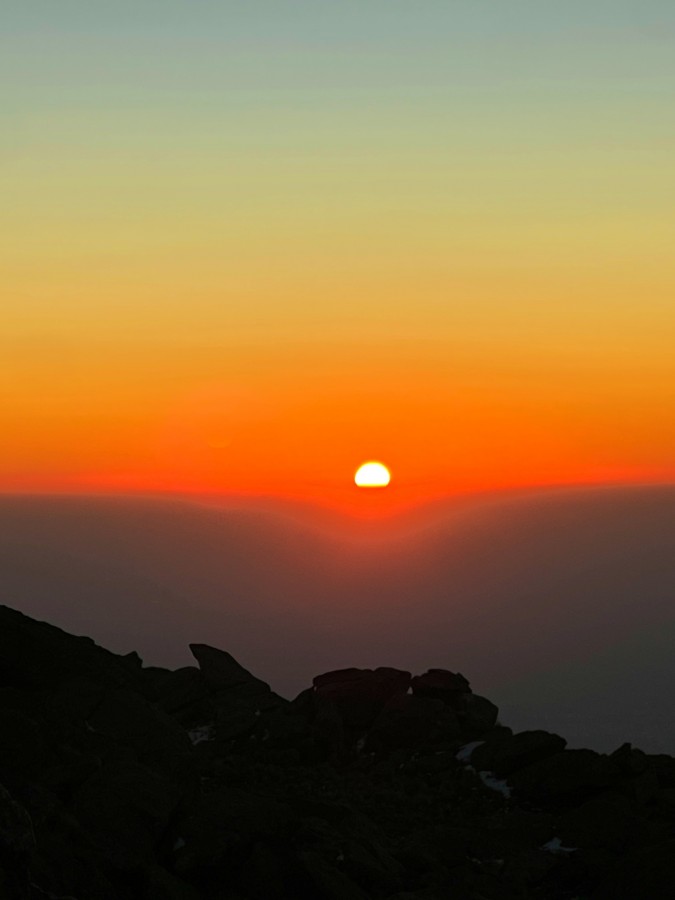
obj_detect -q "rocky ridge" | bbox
[1,603,674,899]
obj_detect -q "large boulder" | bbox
[48,674,107,723]
[69,761,180,872]
[312,667,411,732]
[410,669,471,705]
[508,749,622,806]
[471,730,567,777]
[146,666,211,726]
[86,687,192,776]
[0,605,144,693]
[458,693,499,736]
[189,644,269,693]
[558,790,635,852]
[367,694,453,751]
[610,742,649,776]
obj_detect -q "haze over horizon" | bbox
[2,483,674,753]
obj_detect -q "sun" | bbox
[354,461,391,488]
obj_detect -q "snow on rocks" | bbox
[542,837,578,854]
[188,724,214,745]
[455,740,485,763]
[479,770,512,798]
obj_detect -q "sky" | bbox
[3,1,675,514]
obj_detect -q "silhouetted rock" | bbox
[0,604,144,692]
[648,753,675,788]
[410,668,470,705]
[509,749,622,805]
[592,839,675,899]
[87,688,192,774]
[189,643,267,692]
[557,790,634,852]
[0,603,674,899]
[367,694,451,751]
[146,666,207,724]
[70,761,180,871]
[173,786,294,878]
[0,784,34,899]
[471,729,567,776]
[313,667,411,732]
[458,692,499,735]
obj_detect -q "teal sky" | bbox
[4,2,675,99]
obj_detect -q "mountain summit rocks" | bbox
[1,603,674,899]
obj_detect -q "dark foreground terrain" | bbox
[1,604,674,899]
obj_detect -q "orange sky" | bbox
[4,334,674,517]
[3,3,675,515]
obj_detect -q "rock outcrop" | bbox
[1,603,674,899]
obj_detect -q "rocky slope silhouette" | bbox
[1,604,674,899]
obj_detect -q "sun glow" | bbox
[354,461,391,488]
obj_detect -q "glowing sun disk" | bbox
[354,461,391,488]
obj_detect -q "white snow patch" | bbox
[456,740,485,763]
[479,771,511,798]
[541,837,577,854]
[188,724,214,745]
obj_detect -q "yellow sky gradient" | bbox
[3,3,675,512]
